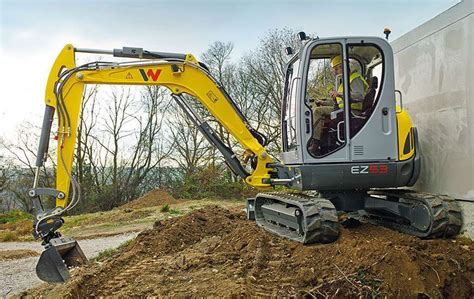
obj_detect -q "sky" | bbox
[0,0,460,140]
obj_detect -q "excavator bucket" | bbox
[36,236,87,283]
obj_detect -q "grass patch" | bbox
[92,238,134,262]
[0,210,33,224]
[169,208,182,215]
[0,216,33,241]
[160,204,170,213]
[0,231,18,241]
[159,204,181,215]
[62,209,154,231]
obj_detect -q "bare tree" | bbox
[168,98,211,175]
[76,86,99,189]
[0,140,8,192]
[202,41,234,85]
[72,86,175,211]
[199,30,303,159]
[0,123,57,212]
[121,86,174,200]
[240,28,303,155]
[0,148,13,212]
[201,42,237,156]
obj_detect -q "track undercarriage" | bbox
[251,189,462,244]
[253,192,340,244]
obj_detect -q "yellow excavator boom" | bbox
[41,44,273,208]
[31,44,274,282]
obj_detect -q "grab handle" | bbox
[337,121,344,143]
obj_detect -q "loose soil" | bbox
[121,189,177,209]
[1,233,138,297]
[0,249,39,261]
[23,206,473,298]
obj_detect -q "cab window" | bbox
[347,44,384,137]
[283,58,300,150]
[305,43,346,157]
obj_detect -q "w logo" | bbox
[139,68,162,81]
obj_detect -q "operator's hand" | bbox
[329,90,340,99]
[315,100,325,106]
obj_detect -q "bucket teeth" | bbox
[36,236,87,283]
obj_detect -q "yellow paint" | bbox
[44,44,76,108]
[396,105,415,161]
[45,45,273,209]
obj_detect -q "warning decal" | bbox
[206,91,219,103]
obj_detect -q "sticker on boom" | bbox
[139,68,162,81]
[351,164,389,175]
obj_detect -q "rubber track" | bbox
[367,189,462,238]
[254,192,340,244]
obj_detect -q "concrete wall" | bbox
[391,0,474,236]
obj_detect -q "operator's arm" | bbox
[316,99,334,106]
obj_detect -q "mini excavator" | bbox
[30,33,462,282]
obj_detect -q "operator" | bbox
[329,55,368,114]
[309,99,335,150]
[310,55,369,155]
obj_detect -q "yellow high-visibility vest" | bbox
[336,72,368,110]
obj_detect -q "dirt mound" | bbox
[26,207,473,298]
[121,189,176,209]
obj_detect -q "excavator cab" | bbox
[253,36,460,244]
[281,37,417,190]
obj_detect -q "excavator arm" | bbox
[30,44,276,282]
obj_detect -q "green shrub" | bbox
[160,204,170,213]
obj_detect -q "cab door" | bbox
[281,55,303,165]
[300,39,351,163]
[345,37,398,161]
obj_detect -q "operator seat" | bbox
[349,76,378,137]
[362,76,378,112]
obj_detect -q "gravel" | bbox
[0,232,138,298]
